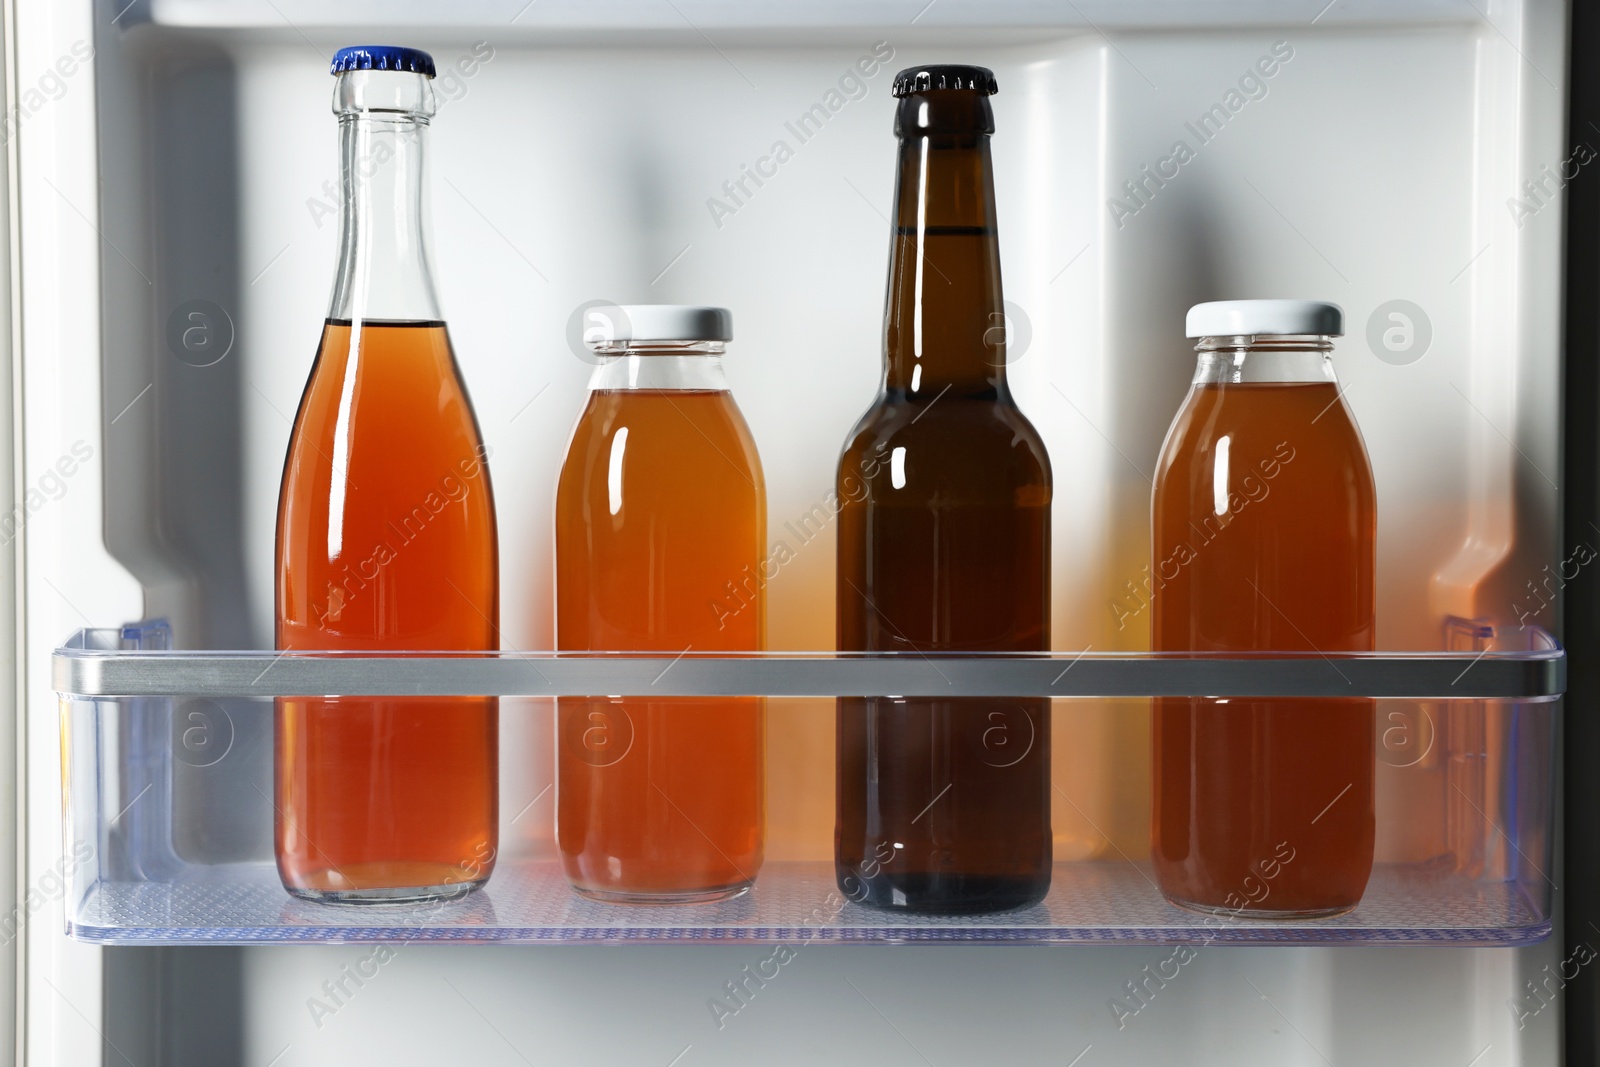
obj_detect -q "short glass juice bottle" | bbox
[554,305,765,903]
[275,46,498,903]
[1151,300,1376,917]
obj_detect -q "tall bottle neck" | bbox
[884,91,1005,397]
[328,71,442,323]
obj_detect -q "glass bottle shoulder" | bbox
[558,387,765,493]
[838,388,1051,504]
[1154,380,1374,495]
[283,321,495,529]
[296,322,480,434]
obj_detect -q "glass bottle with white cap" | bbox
[1150,299,1376,917]
[555,304,766,903]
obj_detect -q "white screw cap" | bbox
[1185,299,1343,339]
[582,305,733,345]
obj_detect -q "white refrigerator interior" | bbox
[18,0,1568,1063]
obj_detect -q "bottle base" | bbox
[840,872,1050,915]
[1163,896,1359,921]
[284,877,489,906]
[569,881,754,906]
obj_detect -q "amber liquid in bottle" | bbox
[277,321,498,901]
[1152,374,1376,916]
[556,377,765,903]
[275,61,497,903]
[836,78,1052,913]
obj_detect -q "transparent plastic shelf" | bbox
[54,634,1565,700]
[53,623,1562,947]
[70,860,1547,946]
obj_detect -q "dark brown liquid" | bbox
[835,87,1052,913]
[1151,379,1376,915]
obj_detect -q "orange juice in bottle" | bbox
[555,305,765,902]
[1151,300,1375,916]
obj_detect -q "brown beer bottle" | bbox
[835,65,1052,913]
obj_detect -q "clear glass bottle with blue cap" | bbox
[275,46,500,903]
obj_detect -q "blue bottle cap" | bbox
[330,46,436,78]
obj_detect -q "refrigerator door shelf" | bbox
[54,632,1565,701]
[53,626,1560,947]
[64,859,1551,947]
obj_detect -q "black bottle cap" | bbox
[891,64,998,97]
